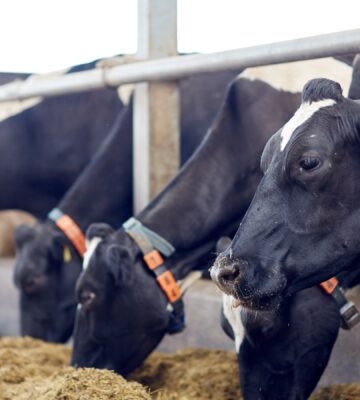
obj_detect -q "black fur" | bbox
[302,78,343,103]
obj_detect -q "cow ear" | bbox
[15,224,35,247]
[106,244,134,286]
[86,223,114,241]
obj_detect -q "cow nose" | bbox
[19,274,47,294]
[217,263,241,284]
[22,276,36,292]
[78,290,96,310]
[211,259,248,291]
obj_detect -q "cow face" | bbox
[211,78,360,310]
[71,223,170,375]
[14,223,81,342]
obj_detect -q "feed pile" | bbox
[0,337,360,399]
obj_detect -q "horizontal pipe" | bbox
[1,29,360,102]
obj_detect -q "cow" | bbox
[210,73,360,312]
[70,58,353,380]
[13,69,242,343]
[209,59,360,398]
[0,65,240,217]
[14,105,133,342]
[216,235,357,400]
[222,286,340,400]
[0,61,124,218]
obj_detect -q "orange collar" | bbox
[48,208,86,257]
[320,277,338,294]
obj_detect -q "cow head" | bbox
[211,78,360,310]
[71,223,170,375]
[14,223,81,342]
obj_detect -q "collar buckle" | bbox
[340,301,360,330]
[321,277,360,330]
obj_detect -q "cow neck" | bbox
[136,81,300,280]
[55,104,133,234]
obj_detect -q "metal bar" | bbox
[134,0,179,211]
[0,29,360,102]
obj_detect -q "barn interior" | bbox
[1,1,360,399]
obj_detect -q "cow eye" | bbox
[78,290,96,310]
[299,156,321,171]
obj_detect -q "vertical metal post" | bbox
[134,0,180,212]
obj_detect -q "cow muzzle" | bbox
[210,254,247,295]
[211,254,286,311]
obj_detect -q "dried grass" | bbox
[0,337,359,400]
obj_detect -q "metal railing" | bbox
[0,29,359,102]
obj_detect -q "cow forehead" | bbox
[280,99,336,151]
[83,236,103,270]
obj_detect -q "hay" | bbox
[3,368,151,400]
[130,348,242,400]
[0,336,70,383]
[0,337,150,400]
[1,337,360,399]
[311,384,360,400]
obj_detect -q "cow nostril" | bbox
[218,264,241,284]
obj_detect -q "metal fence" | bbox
[1,30,360,102]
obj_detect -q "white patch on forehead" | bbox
[280,99,336,151]
[83,236,102,270]
[239,58,351,95]
[222,294,244,353]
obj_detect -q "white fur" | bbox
[280,99,336,151]
[0,96,41,123]
[222,294,244,353]
[240,58,351,96]
[83,236,102,270]
[117,84,134,105]
[0,67,70,122]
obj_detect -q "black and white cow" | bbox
[0,61,124,217]
[0,61,238,217]
[222,286,340,400]
[14,105,132,342]
[211,76,360,310]
[71,58,353,384]
[13,69,242,343]
[210,72,360,399]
